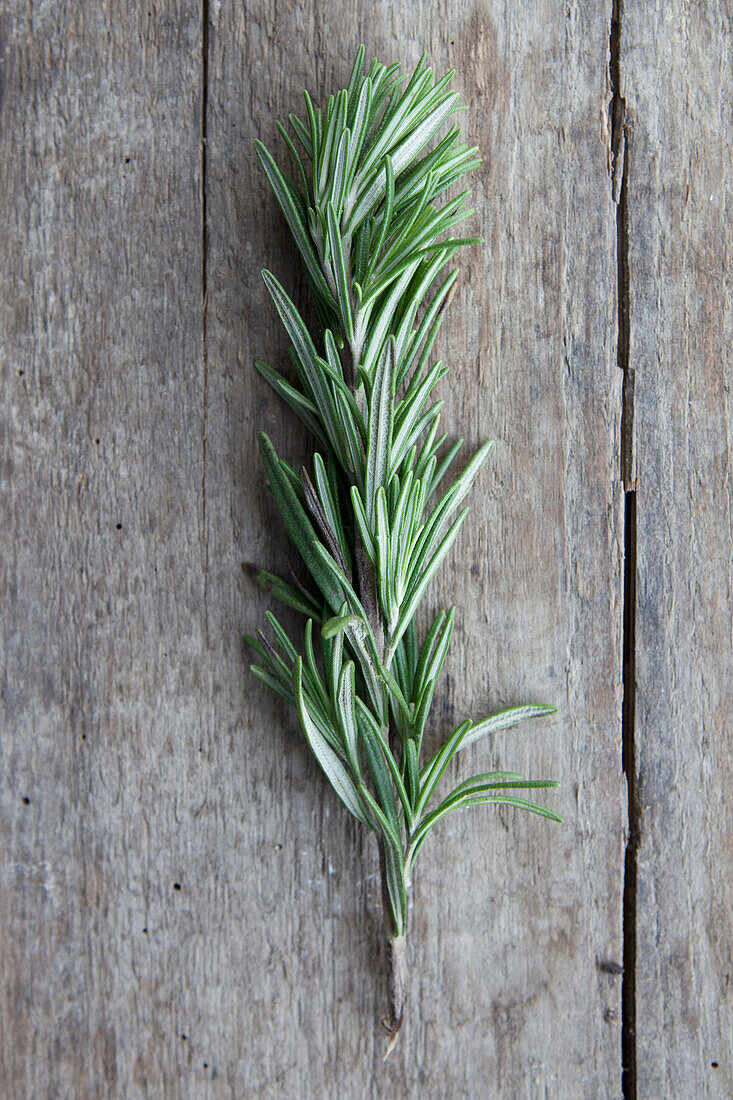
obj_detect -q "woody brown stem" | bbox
[384,932,407,1057]
[378,840,407,1057]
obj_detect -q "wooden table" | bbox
[1,2,730,1096]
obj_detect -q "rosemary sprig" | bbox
[248,47,560,1055]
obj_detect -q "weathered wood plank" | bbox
[208,3,625,1095]
[622,2,733,1093]
[0,2,205,1096]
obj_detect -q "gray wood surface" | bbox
[623,2,733,1095]
[0,1,207,1096]
[0,0,728,1097]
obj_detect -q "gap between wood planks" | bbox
[202,0,210,641]
[610,1,638,1097]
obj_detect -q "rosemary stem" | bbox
[343,272,407,1047]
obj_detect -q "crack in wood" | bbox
[610,1,633,490]
[610,2,639,1097]
[621,490,638,1100]
[202,0,210,640]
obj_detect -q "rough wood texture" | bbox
[623,1,733,1095]
[0,2,206,1095]
[20,0,733,1094]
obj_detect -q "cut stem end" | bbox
[382,932,407,1058]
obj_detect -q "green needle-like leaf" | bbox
[410,792,563,856]
[365,338,394,521]
[294,657,371,827]
[258,432,344,612]
[254,360,329,448]
[337,661,361,776]
[392,505,468,651]
[250,567,321,618]
[327,201,355,341]
[254,141,334,303]
[456,704,558,752]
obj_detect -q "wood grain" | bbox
[0,1,629,1096]
[622,1,733,1094]
[0,1,206,1096]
